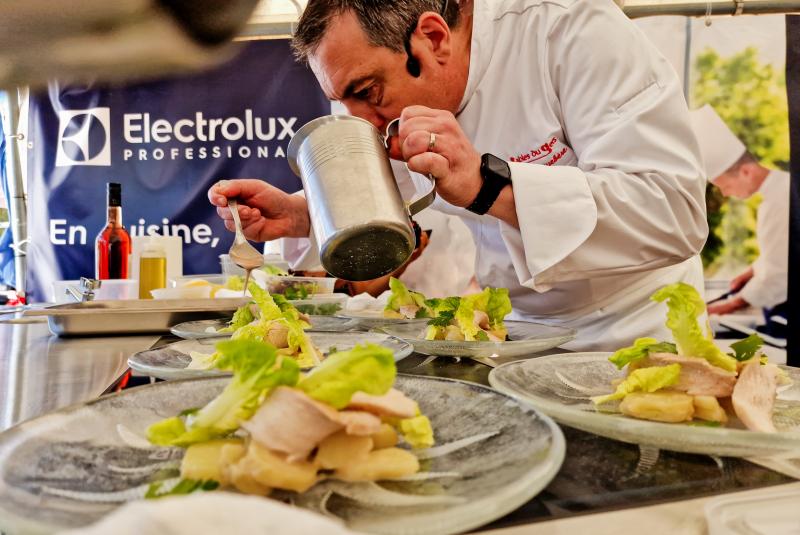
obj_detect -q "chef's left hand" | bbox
[390,106,482,208]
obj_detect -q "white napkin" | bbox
[59,492,360,535]
[345,292,389,312]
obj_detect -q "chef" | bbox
[689,105,789,318]
[209,0,708,350]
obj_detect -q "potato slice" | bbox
[180,439,244,484]
[334,447,419,482]
[232,441,318,493]
[693,396,728,424]
[227,462,272,496]
[619,392,694,423]
[316,431,374,470]
[370,424,399,449]
[444,325,465,341]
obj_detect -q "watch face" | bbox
[483,153,511,182]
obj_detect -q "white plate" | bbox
[489,352,800,457]
[0,375,565,535]
[379,321,575,358]
[129,332,414,380]
[705,486,800,535]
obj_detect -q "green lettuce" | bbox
[385,277,431,318]
[225,276,244,291]
[593,363,681,405]
[454,288,512,341]
[609,338,678,369]
[262,264,289,276]
[398,415,434,449]
[651,283,737,372]
[284,311,320,368]
[147,339,300,447]
[298,344,395,409]
[249,283,283,322]
[728,333,765,362]
[220,304,255,333]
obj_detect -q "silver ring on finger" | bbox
[427,132,436,152]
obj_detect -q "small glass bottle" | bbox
[95,182,131,280]
[139,239,167,299]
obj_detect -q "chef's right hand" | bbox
[729,267,754,292]
[208,179,310,241]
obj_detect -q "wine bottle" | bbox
[95,182,131,280]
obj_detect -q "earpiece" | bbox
[406,56,421,77]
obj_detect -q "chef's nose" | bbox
[341,101,386,131]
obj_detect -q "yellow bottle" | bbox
[139,239,167,299]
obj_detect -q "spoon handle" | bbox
[228,199,247,244]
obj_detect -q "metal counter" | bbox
[0,318,159,432]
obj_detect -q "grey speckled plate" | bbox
[171,316,359,339]
[334,311,430,330]
[0,375,565,535]
[379,321,576,358]
[129,332,414,380]
[489,352,800,457]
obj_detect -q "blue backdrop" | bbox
[26,40,329,302]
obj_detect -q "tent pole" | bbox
[1,90,27,297]
[624,1,800,18]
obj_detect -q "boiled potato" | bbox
[267,322,289,348]
[693,396,728,424]
[231,441,318,493]
[227,462,271,496]
[316,431,373,470]
[334,447,419,482]
[180,439,244,484]
[619,392,694,423]
[444,325,465,341]
[370,424,399,449]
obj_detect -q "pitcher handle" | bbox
[407,174,436,216]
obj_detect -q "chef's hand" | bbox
[389,106,483,209]
[208,179,310,241]
[707,295,748,316]
[729,267,754,292]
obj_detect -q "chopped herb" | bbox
[727,334,764,362]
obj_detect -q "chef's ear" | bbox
[414,11,452,64]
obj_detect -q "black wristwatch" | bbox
[465,153,512,215]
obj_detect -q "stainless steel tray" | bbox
[23,298,250,336]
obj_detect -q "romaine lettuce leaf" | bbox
[147,339,300,447]
[651,283,737,372]
[385,277,431,318]
[298,344,395,409]
[728,333,765,362]
[609,338,677,369]
[284,311,320,368]
[453,288,512,341]
[593,363,681,405]
[220,304,255,333]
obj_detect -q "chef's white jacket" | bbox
[739,170,790,309]
[284,0,708,350]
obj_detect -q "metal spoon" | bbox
[227,199,264,295]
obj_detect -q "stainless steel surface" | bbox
[23,297,248,336]
[622,0,800,18]
[288,115,427,281]
[0,320,158,432]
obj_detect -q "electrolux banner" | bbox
[26,39,330,302]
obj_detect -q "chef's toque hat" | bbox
[688,105,747,181]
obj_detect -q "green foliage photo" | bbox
[692,47,789,274]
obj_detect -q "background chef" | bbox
[689,105,789,321]
[209,0,708,351]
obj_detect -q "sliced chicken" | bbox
[473,310,490,330]
[398,304,420,319]
[732,360,778,433]
[336,411,383,436]
[243,387,382,461]
[347,389,418,419]
[243,387,343,461]
[639,353,737,397]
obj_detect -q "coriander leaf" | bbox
[727,334,765,362]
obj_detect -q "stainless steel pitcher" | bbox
[287,115,435,281]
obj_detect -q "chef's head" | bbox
[292,0,470,131]
[688,105,765,199]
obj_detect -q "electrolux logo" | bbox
[55,107,112,167]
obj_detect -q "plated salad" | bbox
[593,283,789,431]
[147,339,434,497]
[190,283,323,369]
[383,278,513,342]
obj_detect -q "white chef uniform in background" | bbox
[285,0,708,350]
[689,105,789,309]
